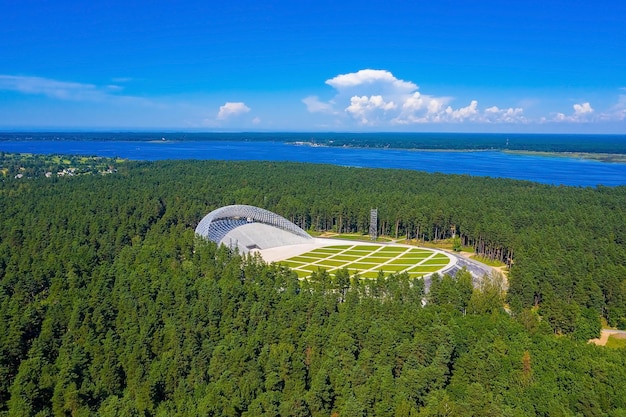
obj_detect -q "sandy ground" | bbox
[589,329,626,346]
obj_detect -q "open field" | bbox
[264,240,455,280]
[606,335,626,349]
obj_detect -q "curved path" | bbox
[589,329,626,346]
[385,238,495,284]
[442,252,494,285]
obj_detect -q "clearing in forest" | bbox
[274,242,454,279]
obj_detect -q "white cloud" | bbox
[392,93,452,124]
[217,102,250,120]
[326,69,417,94]
[0,75,107,101]
[0,74,260,128]
[484,106,526,123]
[402,92,449,114]
[573,102,593,116]
[610,94,626,120]
[302,96,337,114]
[593,93,626,121]
[346,95,396,125]
[106,84,124,92]
[445,100,479,121]
[0,74,153,106]
[551,102,595,122]
[306,69,528,126]
[402,92,426,112]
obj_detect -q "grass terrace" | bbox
[278,243,454,280]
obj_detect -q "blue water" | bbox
[1,139,626,187]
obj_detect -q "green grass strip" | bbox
[281,261,307,268]
[387,258,422,264]
[408,265,446,273]
[422,259,449,266]
[330,254,362,261]
[351,245,380,250]
[377,246,407,252]
[606,336,626,349]
[360,257,394,263]
[349,263,381,269]
[376,264,408,272]
[360,271,382,279]
[308,249,340,254]
[316,260,347,267]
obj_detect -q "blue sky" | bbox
[1,0,625,132]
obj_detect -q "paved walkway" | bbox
[589,329,626,346]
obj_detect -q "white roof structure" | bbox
[195,204,313,253]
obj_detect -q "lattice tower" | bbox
[369,208,378,241]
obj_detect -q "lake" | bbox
[1,139,626,187]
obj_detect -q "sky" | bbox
[1,0,625,133]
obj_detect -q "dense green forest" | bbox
[1,155,626,416]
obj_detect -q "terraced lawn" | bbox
[278,244,453,280]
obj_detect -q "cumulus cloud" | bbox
[326,69,417,94]
[574,102,593,116]
[445,100,479,121]
[217,102,250,120]
[305,69,527,126]
[484,106,525,123]
[402,92,447,113]
[346,95,396,125]
[553,102,595,122]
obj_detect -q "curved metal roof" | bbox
[195,204,312,246]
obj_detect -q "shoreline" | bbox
[503,150,626,163]
[288,141,626,163]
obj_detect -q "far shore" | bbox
[504,150,626,163]
[287,141,626,163]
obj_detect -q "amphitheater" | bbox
[195,205,491,283]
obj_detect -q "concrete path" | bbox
[589,329,626,346]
